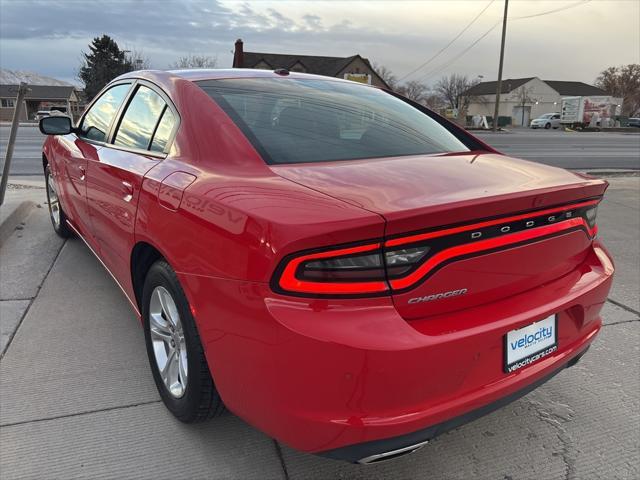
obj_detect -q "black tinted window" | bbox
[80,84,130,142]
[198,78,469,164]
[150,108,176,152]
[114,85,166,150]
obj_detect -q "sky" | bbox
[0,0,638,87]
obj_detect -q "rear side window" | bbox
[114,85,168,151]
[150,108,176,152]
[79,83,131,142]
[197,78,469,164]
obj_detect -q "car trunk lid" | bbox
[271,152,607,319]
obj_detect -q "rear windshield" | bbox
[197,78,470,165]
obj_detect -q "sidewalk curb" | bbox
[0,200,36,247]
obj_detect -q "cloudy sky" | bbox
[0,0,638,86]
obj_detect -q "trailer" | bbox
[560,96,619,129]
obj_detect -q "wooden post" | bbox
[492,0,509,132]
[0,82,30,205]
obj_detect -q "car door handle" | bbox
[121,181,134,202]
[78,165,86,181]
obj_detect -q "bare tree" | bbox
[170,54,218,69]
[434,74,480,116]
[511,85,536,126]
[372,63,398,90]
[397,80,429,103]
[595,64,640,116]
[423,92,445,111]
[128,49,151,70]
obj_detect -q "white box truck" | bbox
[560,96,619,129]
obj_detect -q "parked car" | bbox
[628,117,640,127]
[35,110,51,121]
[35,108,68,121]
[530,113,561,129]
[39,69,614,464]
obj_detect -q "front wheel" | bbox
[45,165,72,238]
[142,259,224,422]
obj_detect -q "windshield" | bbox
[197,78,470,165]
[539,114,554,119]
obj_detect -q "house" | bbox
[231,39,389,88]
[463,77,618,126]
[0,69,83,122]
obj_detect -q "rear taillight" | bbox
[272,199,601,297]
[384,246,431,277]
[584,205,598,229]
[276,243,389,296]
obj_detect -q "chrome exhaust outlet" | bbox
[357,439,430,464]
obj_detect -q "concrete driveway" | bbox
[0,176,638,479]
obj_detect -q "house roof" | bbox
[243,52,358,76]
[0,69,73,87]
[543,80,607,96]
[0,84,76,100]
[240,52,389,88]
[464,78,535,96]
[465,77,607,97]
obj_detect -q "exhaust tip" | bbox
[357,440,429,464]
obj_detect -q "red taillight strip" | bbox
[385,199,599,248]
[389,217,595,290]
[278,243,388,294]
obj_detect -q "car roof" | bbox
[117,68,378,87]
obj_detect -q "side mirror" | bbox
[39,116,74,135]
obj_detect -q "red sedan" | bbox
[40,69,613,464]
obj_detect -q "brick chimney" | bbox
[233,39,244,68]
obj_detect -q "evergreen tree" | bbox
[79,35,133,101]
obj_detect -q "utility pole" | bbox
[492,0,509,132]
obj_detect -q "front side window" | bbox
[79,84,131,142]
[114,85,167,151]
[197,78,470,165]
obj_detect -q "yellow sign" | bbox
[344,73,371,84]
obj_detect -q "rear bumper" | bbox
[179,241,613,457]
[321,346,589,463]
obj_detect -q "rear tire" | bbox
[142,259,224,422]
[544,123,551,129]
[45,165,72,238]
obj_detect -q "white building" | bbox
[463,77,614,126]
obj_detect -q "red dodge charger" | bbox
[40,69,613,463]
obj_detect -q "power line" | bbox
[413,0,593,84]
[418,22,500,83]
[510,0,592,20]
[398,0,495,82]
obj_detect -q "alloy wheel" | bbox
[47,174,61,228]
[149,286,188,398]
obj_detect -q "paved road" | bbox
[476,129,640,170]
[0,126,45,176]
[0,176,638,479]
[1,125,639,177]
